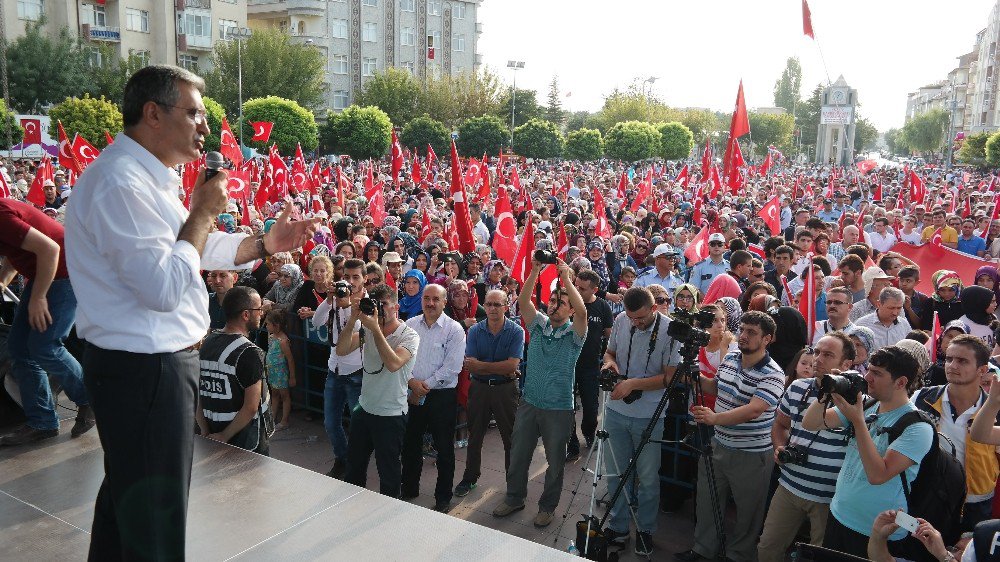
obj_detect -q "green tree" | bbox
[513,118,564,159]
[545,75,564,127]
[242,96,318,154]
[677,109,721,144]
[589,87,673,133]
[0,100,23,150]
[495,87,544,131]
[320,105,391,160]
[421,68,503,130]
[564,128,603,161]
[797,83,824,152]
[884,128,906,156]
[853,117,879,152]
[604,120,661,162]
[747,112,795,156]
[773,57,802,114]
[201,96,227,152]
[47,94,123,150]
[457,114,507,157]
[564,110,592,133]
[354,67,421,127]
[88,47,150,106]
[657,121,694,160]
[400,114,450,157]
[6,19,91,112]
[901,108,949,155]
[986,132,1000,167]
[957,131,991,165]
[206,29,326,118]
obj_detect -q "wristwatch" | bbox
[255,234,272,259]
[941,551,957,562]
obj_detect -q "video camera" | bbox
[598,368,642,404]
[667,308,715,348]
[817,370,867,405]
[533,249,559,265]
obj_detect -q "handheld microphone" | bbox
[204,151,225,181]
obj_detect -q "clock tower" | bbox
[815,75,858,166]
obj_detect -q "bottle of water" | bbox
[567,540,579,555]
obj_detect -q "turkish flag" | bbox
[926,311,941,363]
[182,159,200,209]
[268,145,289,200]
[475,160,491,202]
[71,134,101,172]
[56,121,79,173]
[510,218,535,284]
[290,143,311,194]
[493,186,518,264]
[701,136,712,179]
[963,197,972,218]
[26,155,52,207]
[226,169,251,200]
[510,166,522,192]
[723,81,750,177]
[104,130,115,146]
[630,170,653,212]
[799,255,816,342]
[708,165,723,199]
[909,170,925,204]
[684,225,712,264]
[758,195,782,236]
[802,0,815,39]
[675,164,689,188]
[254,168,270,211]
[219,117,243,167]
[616,170,628,199]
[250,121,274,143]
[0,170,11,199]
[593,185,612,238]
[449,140,477,254]
[336,165,349,207]
[390,129,403,185]
[20,118,41,145]
[368,181,387,227]
[759,150,773,177]
[419,211,432,243]
[692,186,704,226]
[930,227,943,246]
[873,179,883,202]
[426,143,438,170]
[464,157,482,188]
[411,158,422,184]
[557,223,569,260]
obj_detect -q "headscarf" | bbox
[310,244,331,258]
[896,339,931,380]
[717,297,743,335]
[447,279,479,322]
[217,213,236,234]
[631,237,651,265]
[975,265,1000,307]
[846,325,876,360]
[389,232,421,260]
[931,270,963,302]
[483,260,507,293]
[398,269,427,319]
[673,283,701,311]
[748,294,779,312]
[586,239,609,290]
[961,285,995,326]
[611,235,631,258]
[703,274,742,304]
[263,218,276,233]
[363,240,383,264]
[461,252,482,282]
[767,306,808,371]
[269,264,303,305]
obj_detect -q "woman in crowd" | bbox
[766,306,808,373]
[846,325,876,377]
[647,284,672,317]
[263,263,303,313]
[292,255,334,320]
[334,240,356,259]
[430,253,462,287]
[461,252,484,284]
[476,260,508,304]
[673,284,701,315]
[703,274,742,304]
[739,281,777,313]
[607,234,638,289]
[398,269,427,321]
[586,239,610,291]
[959,285,998,348]
[363,240,382,264]
[921,270,964,330]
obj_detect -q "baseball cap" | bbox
[708,233,725,243]
[651,243,678,258]
[225,202,238,213]
[43,179,55,187]
[381,251,404,265]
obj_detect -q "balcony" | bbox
[287,0,325,16]
[185,0,211,8]
[82,25,121,42]
[185,33,213,50]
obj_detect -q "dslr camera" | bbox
[777,444,808,465]
[598,368,642,404]
[818,370,867,405]
[332,281,352,299]
[667,308,715,348]
[533,249,559,265]
[358,297,383,317]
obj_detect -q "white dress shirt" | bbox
[868,230,897,253]
[65,133,251,353]
[405,312,465,389]
[855,312,912,350]
[313,298,362,373]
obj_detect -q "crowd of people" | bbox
[7,64,1000,560]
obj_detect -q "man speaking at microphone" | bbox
[65,65,318,561]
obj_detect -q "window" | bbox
[332,54,348,74]
[401,0,415,11]
[89,49,103,68]
[179,54,199,72]
[278,19,288,34]
[362,0,377,6]
[331,18,348,39]
[452,33,465,51]
[81,3,106,26]
[362,57,377,76]
[401,26,415,46]
[453,3,466,19]
[183,13,211,37]
[218,19,237,39]
[428,0,441,16]
[362,22,377,42]
[131,50,150,66]
[333,90,350,110]
[401,62,414,74]
[431,31,441,49]
[17,0,42,21]
[125,8,149,33]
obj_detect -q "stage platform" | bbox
[0,430,575,561]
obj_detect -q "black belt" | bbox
[472,376,514,386]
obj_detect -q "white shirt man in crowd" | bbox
[688,233,729,295]
[856,287,912,350]
[813,286,855,345]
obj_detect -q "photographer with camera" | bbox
[801,346,933,559]
[336,282,419,498]
[757,332,856,562]
[677,311,785,562]
[314,258,366,478]
[492,256,587,529]
[600,286,681,556]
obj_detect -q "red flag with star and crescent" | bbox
[493,185,518,265]
[226,169,251,200]
[219,118,243,168]
[510,218,535,285]
[390,128,403,185]
[616,170,628,199]
[449,140,477,254]
[701,136,712,179]
[593,185,612,238]
[675,164,689,188]
[268,145,289,201]
[800,255,816,342]
[802,0,815,39]
[70,134,101,173]
[758,195,782,236]
[26,155,53,207]
[290,143,312,194]
[250,121,273,143]
[722,81,750,177]
[57,121,79,173]
[20,118,40,145]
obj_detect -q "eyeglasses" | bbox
[157,103,208,125]
[484,302,506,308]
[709,241,725,247]
[654,297,670,305]
[676,294,694,301]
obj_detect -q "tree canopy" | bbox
[320,105,391,160]
[564,128,603,161]
[47,94,123,150]
[242,96,319,154]
[901,108,948,155]
[657,121,694,160]
[513,118,564,159]
[747,112,795,156]
[773,57,802,115]
[354,68,422,127]
[603,120,661,162]
[495,87,544,131]
[400,114,450,158]
[957,131,990,166]
[6,19,91,112]
[457,114,507,157]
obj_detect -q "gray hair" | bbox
[878,286,905,305]
[122,65,206,128]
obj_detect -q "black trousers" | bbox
[401,387,457,502]
[568,365,599,453]
[83,344,198,562]
[344,407,406,497]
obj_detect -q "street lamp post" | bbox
[507,60,524,149]
[227,27,253,152]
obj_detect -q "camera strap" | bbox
[358,328,385,376]
[623,313,661,377]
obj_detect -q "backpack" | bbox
[880,410,966,552]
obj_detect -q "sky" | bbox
[477,0,998,132]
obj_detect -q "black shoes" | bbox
[674,550,707,562]
[635,531,654,556]
[454,479,476,497]
[400,489,420,500]
[326,458,346,479]
[0,424,59,446]
[604,528,630,546]
[71,405,96,438]
[433,500,453,513]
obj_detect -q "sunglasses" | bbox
[709,241,725,247]
[826,299,849,307]
[654,297,670,305]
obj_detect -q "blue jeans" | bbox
[603,408,662,534]
[8,278,87,431]
[324,368,362,460]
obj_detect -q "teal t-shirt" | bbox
[830,401,933,541]
[523,312,585,410]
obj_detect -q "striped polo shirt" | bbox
[777,377,850,504]
[713,350,785,452]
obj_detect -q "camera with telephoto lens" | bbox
[667,308,715,347]
[358,297,383,317]
[533,249,559,264]
[777,444,808,465]
[333,281,351,299]
[598,368,642,404]
[818,370,867,404]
